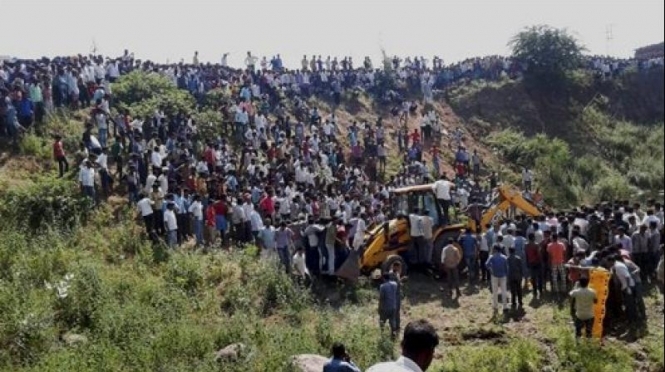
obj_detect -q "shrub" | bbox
[19,133,51,160]
[0,177,93,232]
[113,71,195,118]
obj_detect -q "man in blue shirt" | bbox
[323,343,361,372]
[486,245,509,312]
[459,230,479,284]
[379,274,399,339]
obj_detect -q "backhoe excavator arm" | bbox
[476,185,543,230]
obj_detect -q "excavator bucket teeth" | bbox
[335,250,361,282]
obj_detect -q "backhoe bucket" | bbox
[335,250,361,282]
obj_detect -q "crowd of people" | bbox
[1,50,664,357]
[440,201,664,335]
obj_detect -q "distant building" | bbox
[635,42,664,60]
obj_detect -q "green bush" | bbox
[113,71,195,118]
[0,177,93,232]
[194,109,225,140]
[19,133,50,160]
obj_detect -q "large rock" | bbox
[62,333,88,346]
[214,343,246,362]
[291,354,328,372]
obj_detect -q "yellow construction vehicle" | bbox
[335,184,543,280]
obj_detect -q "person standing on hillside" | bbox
[136,192,154,234]
[441,238,462,298]
[188,195,204,247]
[433,176,455,226]
[657,248,664,312]
[378,273,399,339]
[367,319,440,372]
[486,245,509,313]
[421,210,434,266]
[547,234,567,297]
[526,233,544,298]
[53,134,69,178]
[522,167,533,192]
[507,246,524,309]
[275,221,294,273]
[78,159,96,201]
[163,202,178,248]
[150,184,165,236]
[459,229,479,285]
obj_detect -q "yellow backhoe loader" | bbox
[335,184,543,281]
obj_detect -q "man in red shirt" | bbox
[525,233,544,298]
[204,143,217,173]
[213,197,228,247]
[547,234,567,295]
[410,129,421,146]
[53,134,69,178]
[205,200,217,247]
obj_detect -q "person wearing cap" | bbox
[486,244,509,312]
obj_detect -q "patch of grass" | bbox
[18,133,51,160]
[437,338,543,372]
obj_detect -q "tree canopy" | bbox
[510,25,585,88]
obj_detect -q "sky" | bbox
[1,0,663,68]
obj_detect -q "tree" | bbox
[510,25,585,89]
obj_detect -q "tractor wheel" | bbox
[382,255,407,277]
[432,229,463,268]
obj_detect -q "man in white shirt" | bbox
[432,177,454,225]
[164,202,178,248]
[292,247,311,285]
[610,255,637,322]
[188,195,204,246]
[136,193,154,233]
[367,320,439,372]
[96,148,111,196]
[408,209,425,265]
[78,160,96,201]
[522,167,534,192]
[150,147,162,169]
[144,171,157,194]
[421,210,434,265]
